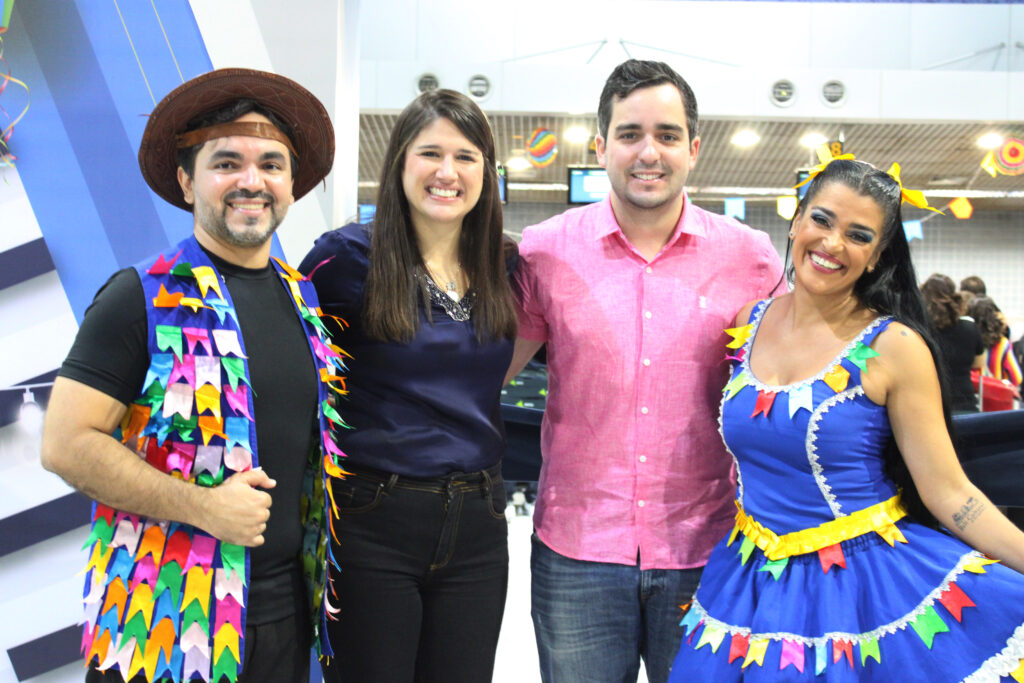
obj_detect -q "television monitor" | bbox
[567,167,610,204]
[497,164,508,204]
[358,204,376,224]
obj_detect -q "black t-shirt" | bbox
[60,248,318,624]
[934,318,984,413]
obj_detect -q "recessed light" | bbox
[730,130,760,148]
[505,156,531,172]
[564,126,591,144]
[977,133,1003,149]
[799,132,827,149]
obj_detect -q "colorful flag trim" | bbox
[679,552,1002,676]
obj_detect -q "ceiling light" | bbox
[505,155,531,172]
[730,130,760,148]
[564,126,591,144]
[977,133,1003,149]
[799,132,827,149]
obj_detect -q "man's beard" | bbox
[197,190,283,248]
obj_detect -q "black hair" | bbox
[597,60,699,142]
[789,159,953,528]
[363,88,516,343]
[175,98,299,178]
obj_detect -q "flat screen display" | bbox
[497,164,507,204]
[358,204,376,223]
[568,167,610,204]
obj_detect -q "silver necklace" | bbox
[425,263,461,301]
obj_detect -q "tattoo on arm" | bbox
[952,496,986,531]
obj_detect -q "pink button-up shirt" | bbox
[515,197,783,569]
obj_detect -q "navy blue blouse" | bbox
[299,223,514,477]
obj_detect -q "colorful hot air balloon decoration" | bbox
[980,136,1024,177]
[995,137,1024,175]
[527,127,557,168]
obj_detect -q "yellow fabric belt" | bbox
[729,494,908,561]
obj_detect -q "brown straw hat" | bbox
[138,68,335,211]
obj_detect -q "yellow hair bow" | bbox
[885,163,944,214]
[794,144,855,189]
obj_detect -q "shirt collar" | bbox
[593,192,708,244]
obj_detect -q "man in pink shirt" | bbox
[508,60,784,682]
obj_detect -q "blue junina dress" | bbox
[669,300,1024,682]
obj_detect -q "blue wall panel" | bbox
[8,0,212,322]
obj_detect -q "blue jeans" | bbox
[321,462,509,683]
[531,534,702,683]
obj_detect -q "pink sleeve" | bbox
[513,231,549,343]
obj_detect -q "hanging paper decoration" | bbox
[996,137,1024,175]
[0,0,14,34]
[527,127,557,168]
[902,220,923,242]
[1,8,31,168]
[776,195,798,220]
[948,197,973,220]
[724,197,745,220]
[980,137,1024,177]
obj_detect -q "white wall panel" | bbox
[0,168,43,253]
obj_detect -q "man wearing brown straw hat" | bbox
[41,68,346,683]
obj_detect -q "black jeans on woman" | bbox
[321,461,509,683]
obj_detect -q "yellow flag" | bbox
[980,151,999,178]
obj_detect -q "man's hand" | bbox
[200,468,276,547]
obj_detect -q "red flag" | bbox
[818,543,847,573]
[147,250,182,275]
[833,639,854,668]
[751,390,777,418]
[937,582,975,622]
[729,633,750,664]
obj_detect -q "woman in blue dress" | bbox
[669,158,1024,681]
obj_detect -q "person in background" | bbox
[507,59,783,683]
[920,273,984,414]
[41,69,342,683]
[669,157,1024,681]
[300,88,517,683]
[968,295,1023,389]
[959,274,987,307]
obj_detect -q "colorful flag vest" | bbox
[79,236,348,682]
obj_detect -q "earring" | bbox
[788,231,794,239]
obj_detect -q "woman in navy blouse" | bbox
[300,89,517,683]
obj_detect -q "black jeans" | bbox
[321,461,509,683]
[85,608,311,682]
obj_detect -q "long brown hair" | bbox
[968,296,1005,348]
[363,89,517,343]
[920,273,960,330]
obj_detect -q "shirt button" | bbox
[644,311,653,319]
[642,358,651,367]
[641,406,649,415]
[639,455,647,463]
[638,500,646,508]
[645,266,653,274]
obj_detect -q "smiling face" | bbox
[177,112,295,253]
[401,116,484,234]
[595,83,700,216]
[791,181,886,298]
